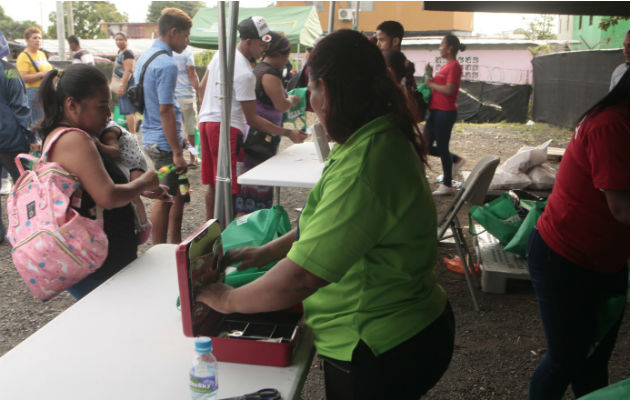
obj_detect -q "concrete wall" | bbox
[404,47,534,85]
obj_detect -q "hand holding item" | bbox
[196,282,233,314]
[287,129,308,144]
[288,94,301,107]
[142,184,173,202]
[223,246,274,271]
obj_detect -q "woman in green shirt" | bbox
[198,29,454,399]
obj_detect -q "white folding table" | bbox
[0,244,314,400]
[238,142,329,203]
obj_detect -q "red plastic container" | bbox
[176,219,303,367]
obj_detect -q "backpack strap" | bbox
[41,127,93,163]
[23,51,40,73]
[137,50,168,88]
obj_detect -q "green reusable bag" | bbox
[469,192,523,245]
[221,205,291,287]
[577,378,629,400]
[283,87,308,129]
[504,200,546,258]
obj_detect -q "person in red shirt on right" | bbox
[425,34,466,195]
[527,68,629,400]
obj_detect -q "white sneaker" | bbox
[432,184,457,196]
[452,157,466,176]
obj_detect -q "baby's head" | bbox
[38,64,110,138]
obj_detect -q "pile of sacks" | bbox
[489,139,557,191]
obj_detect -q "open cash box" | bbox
[176,219,303,367]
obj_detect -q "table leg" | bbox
[274,186,281,205]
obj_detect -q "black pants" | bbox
[322,302,455,400]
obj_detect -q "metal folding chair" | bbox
[437,155,500,311]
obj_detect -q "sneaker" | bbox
[452,157,466,176]
[433,184,457,196]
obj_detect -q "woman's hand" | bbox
[117,86,125,98]
[288,94,301,107]
[142,184,173,202]
[224,246,274,271]
[286,129,308,144]
[196,283,233,314]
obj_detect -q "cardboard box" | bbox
[176,219,303,367]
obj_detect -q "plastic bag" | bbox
[504,200,546,257]
[469,192,523,245]
[527,164,556,190]
[489,169,532,190]
[502,140,551,174]
[283,87,308,129]
[221,205,291,287]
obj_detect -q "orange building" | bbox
[275,1,473,36]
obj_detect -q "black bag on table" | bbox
[243,127,281,162]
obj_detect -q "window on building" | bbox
[348,1,375,11]
[306,1,324,12]
[579,16,582,29]
[589,16,593,25]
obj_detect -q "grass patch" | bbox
[456,122,573,145]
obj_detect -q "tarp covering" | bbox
[456,81,532,123]
[190,6,323,51]
[532,49,623,128]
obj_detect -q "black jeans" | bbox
[425,109,460,186]
[527,228,627,399]
[322,302,455,400]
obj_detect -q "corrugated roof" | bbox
[403,37,580,46]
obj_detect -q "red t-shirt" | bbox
[429,60,462,111]
[537,104,630,273]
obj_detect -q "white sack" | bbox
[489,169,532,190]
[527,164,556,190]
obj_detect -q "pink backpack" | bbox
[6,128,109,301]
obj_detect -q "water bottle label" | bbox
[190,374,217,394]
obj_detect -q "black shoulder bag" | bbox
[126,50,167,114]
[23,51,40,72]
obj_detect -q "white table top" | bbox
[0,244,314,400]
[238,142,328,189]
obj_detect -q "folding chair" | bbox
[437,155,500,311]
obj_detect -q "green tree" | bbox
[599,16,630,31]
[0,5,40,40]
[146,1,205,22]
[514,15,557,40]
[47,1,128,39]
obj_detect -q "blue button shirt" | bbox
[134,40,183,152]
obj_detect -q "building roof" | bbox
[402,37,580,47]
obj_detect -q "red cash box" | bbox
[176,219,303,367]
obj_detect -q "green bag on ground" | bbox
[283,87,308,129]
[469,192,523,245]
[221,205,291,288]
[503,200,546,258]
[577,378,630,400]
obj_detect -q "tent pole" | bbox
[327,1,335,33]
[214,1,239,228]
[353,1,360,30]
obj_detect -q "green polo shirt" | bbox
[287,115,447,361]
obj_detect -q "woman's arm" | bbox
[261,73,299,113]
[425,78,458,96]
[604,190,630,225]
[48,130,158,209]
[197,256,329,314]
[117,57,135,97]
[18,70,46,84]
[224,228,298,271]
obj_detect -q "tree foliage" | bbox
[47,2,128,39]
[146,1,205,22]
[514,15,557,40]
[599,16,630,31]
[0,5,41,40]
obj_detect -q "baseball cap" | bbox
[238,16,272,43]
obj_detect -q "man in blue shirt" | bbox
[135,8,192,244]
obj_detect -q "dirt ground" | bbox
[1,121,628,400]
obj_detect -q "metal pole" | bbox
[56,1,66,61]
[66,2,74,37]
[327,1,335,34]
[214,1,239,228]
[353,1,360,30]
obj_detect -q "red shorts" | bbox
[199,121,244,194]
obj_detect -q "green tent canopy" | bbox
[190,6,323,51]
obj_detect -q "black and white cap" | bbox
[238,16,272,43]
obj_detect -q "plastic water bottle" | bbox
[190,337,218,399]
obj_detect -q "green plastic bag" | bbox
[578,378,630,400]
[469,192,523,245]
[221,205,291,287]
[504,200,546,258]
[283,87,308,129]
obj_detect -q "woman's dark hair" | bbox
[579,67,629,123]
[114,31,128,40]
[309,29,426,163]
[37,64,109,138]
[383,50,414,83]
[444,34,466,56]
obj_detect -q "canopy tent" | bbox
[190,6,323,51]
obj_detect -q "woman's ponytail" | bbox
[36,69,63,138]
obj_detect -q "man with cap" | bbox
[198,16,306,220]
